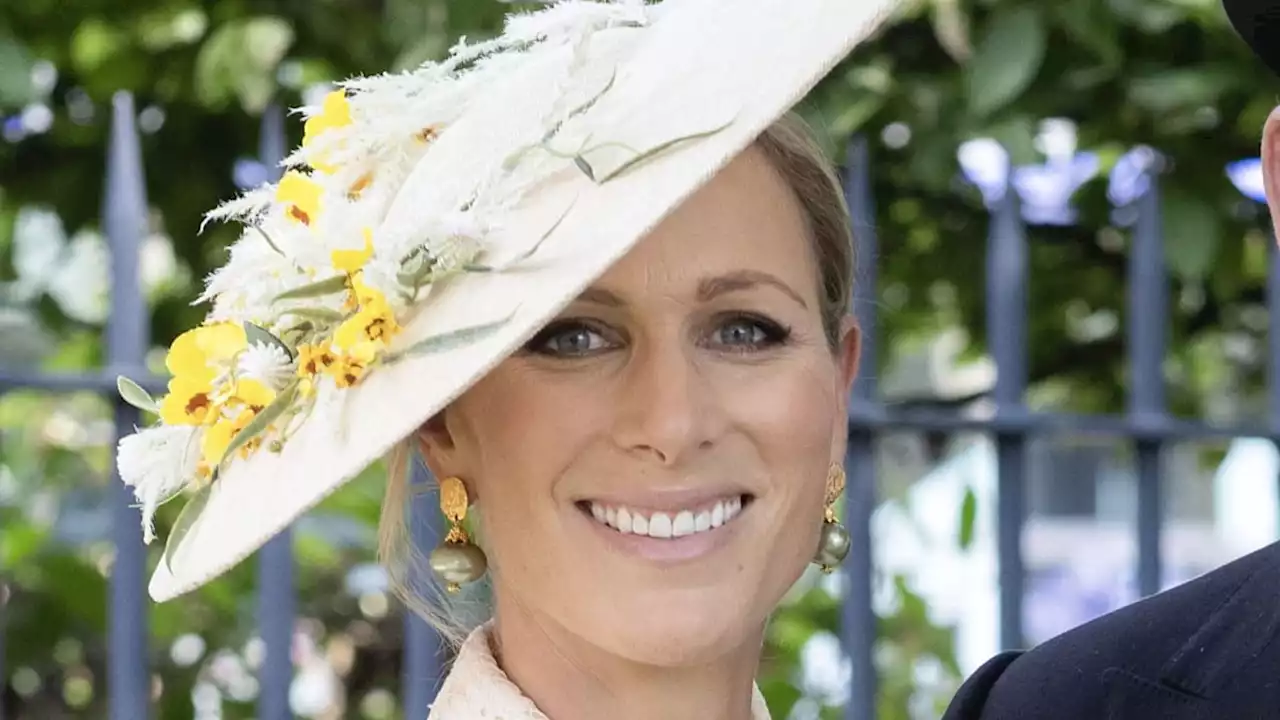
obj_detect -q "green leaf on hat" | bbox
[957,485,977,551]
[162,483,213,573]
[280,307,348,325]
[573,156,597,182]
[116,375,159,414]
[273,275,349,302]
[250,225,287,257]
[384,313,515,363]
[215,380,300,473]
[464,199,575,273]
[583,118,737,185]
[244,322,295,360]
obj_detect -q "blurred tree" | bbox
[2,0,1277,718]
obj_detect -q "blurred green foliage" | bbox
[1,0,1277,717]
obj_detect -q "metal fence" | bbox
[0,89,1274,720]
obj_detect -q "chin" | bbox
[590,588,768,667]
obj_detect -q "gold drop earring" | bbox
[813,463,852,573]
[429,476,488,593]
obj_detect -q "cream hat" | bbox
[114,0,898,602]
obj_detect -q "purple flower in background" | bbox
[1226,158,1266,203]
[958,138,1011,208]
[2,115,25,143]
[1013,152,1099,226]
[233,158,270,190]
[957,119,1099,226]
[1106,146,1161,227]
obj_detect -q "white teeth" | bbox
[587,496,747,539]
[648,513,672,538]
[695,511,712,532]
[672,511,695,537]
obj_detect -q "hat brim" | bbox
[148,0,898,602]
[1224,0,1280,76]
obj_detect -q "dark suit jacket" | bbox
[942,540,1280,719]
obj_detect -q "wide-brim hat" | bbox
[1224,0,1280,75]
[116,0,898,602]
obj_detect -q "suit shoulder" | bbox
[944,541,1280,720]
[942,651,1021,720]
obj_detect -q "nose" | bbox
[610,337,727,466]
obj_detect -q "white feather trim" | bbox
[117,425,201,544]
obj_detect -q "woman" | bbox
[114,0,895,717]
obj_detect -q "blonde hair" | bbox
[378,111,857,647]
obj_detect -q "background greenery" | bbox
[2,0,1278,717]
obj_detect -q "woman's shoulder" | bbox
[425,623,776,720]
[942,540,1280,720]
[427,625,550,720]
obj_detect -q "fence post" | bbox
[104,90,152,720]
[841,135,878,720]
[1,581,7,720]
[256,103,298,720]
[1127,164,1166,598]
[987,174,1028,651]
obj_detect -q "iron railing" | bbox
[1,91,1275,720]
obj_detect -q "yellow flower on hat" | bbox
[165,323,246,383]
[303,91,352,174]
[324,286,400,389]
[341,271,383,313]
[327,340,379,389]
[335,289,399,348]
[277,171,323,226]
[331,229,374,274]
[200,379,277,471]
[295,342,338,398]
[158,375,216,426]
[157,323,248,426]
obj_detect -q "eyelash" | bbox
[522,313,793,359]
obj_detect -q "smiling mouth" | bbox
[576,494,754,539]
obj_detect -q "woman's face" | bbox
[419,145,860,666]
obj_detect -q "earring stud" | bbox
[429,476,488,593]
[813,464,851,573]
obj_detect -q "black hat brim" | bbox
[1225,0,1280,76]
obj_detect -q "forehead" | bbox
[593,145,818,297]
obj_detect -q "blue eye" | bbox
[526,322,612,357]
[717,319,767,346]
[709,314,791,352]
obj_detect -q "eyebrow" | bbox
[698,270,808,309]
[576,270,809,309]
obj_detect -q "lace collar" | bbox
[427,624,773,719]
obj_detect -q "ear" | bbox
[830,314,862,458]
[1262,107,1280,234]
[836,314,862,398]
[414,411,462,481]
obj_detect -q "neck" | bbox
[489,600,766,720]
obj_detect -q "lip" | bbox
[575,487,755,515]
[573,491,754,565]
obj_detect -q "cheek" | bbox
[714,359,839,565]
[715,358,839,459]
[455,366,604,480]
[449,368,604,560]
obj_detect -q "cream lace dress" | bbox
[427,624,774,719]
